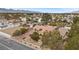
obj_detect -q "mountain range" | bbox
[0,8,39,13]
[0,8,79,13]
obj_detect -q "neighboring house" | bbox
[20,17,27,22]
[38,18,42,23]
[61,16,73,23]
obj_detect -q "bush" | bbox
[20,28,28,34]
[41,30,63,49]
[12,27,28,36]
[49,22,65,27]
[49,22,57,26]
[30,32,40,41]
[65,17,79,50]
[12,30,22,36]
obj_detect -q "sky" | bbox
[8,8,79,13]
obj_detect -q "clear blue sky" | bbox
[9,8,79,13]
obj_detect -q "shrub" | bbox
[49,22,57,26]
[12,27,28,36]
[41,30,63,49]
[12,30,21,36]
[30,32,40,41]
[49,22,65,27]
[20,28,28,34]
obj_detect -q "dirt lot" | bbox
[0,27,21,35]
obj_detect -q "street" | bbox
[0,35,33,50]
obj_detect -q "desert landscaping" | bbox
[0,13,79,50]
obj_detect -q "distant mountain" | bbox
[71,10,79,13]
[0,8,40,13]
[1,8,79,13]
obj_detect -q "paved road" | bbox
[0,35,33,50]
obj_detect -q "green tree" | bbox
[41,30,63,49]
[42,13,52,25]
[12,27,28,36]
[65,17,79,49]
[12,30,22,36]
[20,28,28,34]
[30,31,40,41]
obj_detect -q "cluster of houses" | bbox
[0,16,20,29]
[0,14,42,29]
[0,13,79,30]
[51,14,75,23]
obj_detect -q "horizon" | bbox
[6,8,79,13]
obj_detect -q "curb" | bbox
[0,32,11,38]
[0,31,37,50]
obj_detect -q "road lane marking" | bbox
[0,43,13,50]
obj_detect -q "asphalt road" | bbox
[0,35,33,50]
